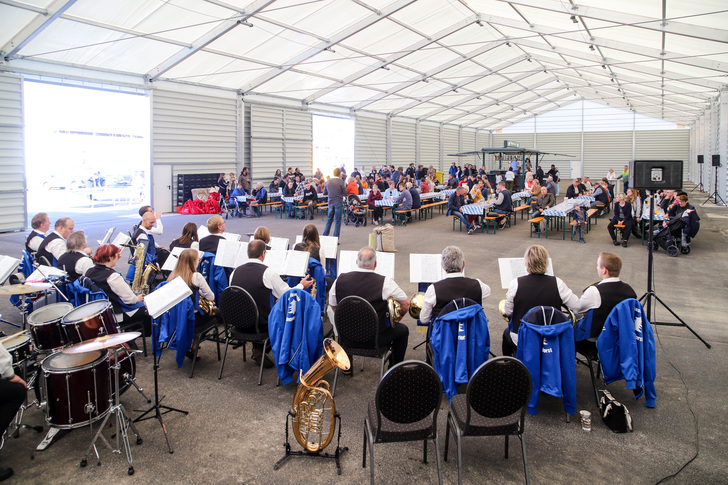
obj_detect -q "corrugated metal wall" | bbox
[534,132,582,177]
[0,74,26,232]
[635,130,690,178]
[249,104,312,181]
[152,88,238,180]
[442,126,459,169]
[355,115,386,168]
[419,124,440,170]
[461,128,477,166]
[582,131,633,181]
[390,119,416,166]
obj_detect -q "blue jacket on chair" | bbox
[429,303,489,400]
[286,257,326,311]
[198,252,228,304]
[597,298,656,407]
[268,289,324,386]
[516,307,576,415]
[154,281,195,368]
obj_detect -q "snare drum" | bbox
[28,302,73,351]
[1,332,33,365]
[61,300,118,344]
[41,350,110,429]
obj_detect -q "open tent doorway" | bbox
[24,81,150,225]
[313,114,354,179]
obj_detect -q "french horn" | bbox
[408,292,425,320]
[498,299,510,323]
[387,296,406,324]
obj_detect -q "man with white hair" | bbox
[419,246,491,324]
[57,231,94,281]
[329,247,410,367]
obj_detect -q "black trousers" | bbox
[0,379,26,436]
[608,218,635,241]
[369,205,383,221]
[379,324,409,366]
[502,328,517,357]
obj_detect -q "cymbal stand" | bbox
[82,346,143,476]
[133,318,187,453]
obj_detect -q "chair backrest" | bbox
[466,357,532,426]
[333,296,379,348]
[198,252,228,303]
[375,361,443,429]
[432,297,478,338]
[219,285,260,334]
[521,306,571,327]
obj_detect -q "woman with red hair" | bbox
[86,244,146,323]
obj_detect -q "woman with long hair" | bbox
[253,226,270,244]
[217,173,228,198]
[296,224,325,262]
[169,222,199,251]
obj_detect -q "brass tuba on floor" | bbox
[291,338,350,453]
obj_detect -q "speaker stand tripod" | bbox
[690,165,705,193]
[640,196,710,349]
[702,165,726,206]
[133,319,187,453]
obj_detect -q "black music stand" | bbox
[133,317,188,453]
[640,195,710,348]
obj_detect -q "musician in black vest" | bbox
[36,217,77,266]
[502,245,580,356]
[489,181,513,229]
[57,231,93,282]
[25,212,50,257]
[575,252,637,353]
[328,247,410,367]
[198,215,226,255]
[86,244,145,323]
[419,246,491,324]
[132,211,167,265]
[229,240,313,366]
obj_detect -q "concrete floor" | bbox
[0,183,726,484]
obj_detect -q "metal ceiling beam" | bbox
[477,91,576,130]
[499,0,728,44]
[242,0,417,92]
[0,0,46,14]
[1,0,78,60]
[304,16,476,104]
[147,0,275,81]
[352,39,504,110]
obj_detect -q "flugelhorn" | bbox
[290,338,350,453]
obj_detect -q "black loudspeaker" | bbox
[628,160,683,190]
[712,155,721,167]
[697,155,704,164]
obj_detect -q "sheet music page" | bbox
[161,253,179,272]
[294,235,303,245]
[498,258,554,289]
[214,239,242,268]
[26,265,67,283]
[222,232,241,242]
[269,237,289,251]
[319,236,338,260]
[111,233,130,247]
[144,276,193,319]
[197,225,210,239]
[233,242,250,267]
[374,252,395,279]
[337,251,357,276]
[409,254,444,283]
[169,247,186,258]
[284,251,309,277]
[263,249,287,275]
[0,256,20,284]
[98,227,115,245]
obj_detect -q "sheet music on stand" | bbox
[269,237,289,251]
[263,250,309,277]
[144,276,193,320]
[198,225,210,239]
[338,251,395,279]
[26,265,67,284]
[111,233,131,247]
[409,254,445,283]
[161,247,204,272]
[222,232,241,242]
[214,240,249,268]
[0,255,20,285]
[498,258,554,289]
[293,235,338,261]
[97,227,116,245]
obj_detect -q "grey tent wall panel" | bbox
[390,119,416,166]
[355,115,386,168]
[583,131,633,180]
[534,132,582,175]
[419,124,440,169]
[250,104,312,180]
[0,74,26,232]
[635,130,690,178]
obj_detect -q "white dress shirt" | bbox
[71,250,94,276]
[419,272,491,324]
[576,277,622,314]
[328,268,406,308]
[192,272,215,300]
[45,231,68,260]
[229,259,304,299]
[27,231,47,252]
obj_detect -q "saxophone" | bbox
[291,338,350,453]
[130,239,158,295]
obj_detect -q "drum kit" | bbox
[0,300,150,475]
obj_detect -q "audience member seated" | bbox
[446,174,458,189]
[229,240,313,367]
[199,215,226,255]
[57,231,93,281]
[169,222,199,251]
[392,182,412,223]
[346,177,359,196]
[368,184,384,225]
[301,180,318,220]
[36,217,75,266]
[607,193,634,247]
[26,212,50,258]
[382,180,399,199]
[228,183,248,217]
[591,180,610,209]
[488,181,513,229]
[665,194,700,247]
[502,245,579,356]
[565,178,583,199]
[419,245,491,325]
[420,177,430,193]
[545,176,557,196]
[408,182,421,212]
[530,185,555,216]
[329,247,410,368]
[447,186,475,235]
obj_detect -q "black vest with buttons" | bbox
[512,274,561,333]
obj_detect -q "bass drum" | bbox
[41,350,110,429]
[0,332,33,366]
[28,302,73,351]
[61,300,118,344]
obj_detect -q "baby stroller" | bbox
[344,194,367,227]
[651,216,690,256]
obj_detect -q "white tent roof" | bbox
[2,0,726,129]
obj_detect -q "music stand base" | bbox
[274,413,347,475]
[639,291,711,349]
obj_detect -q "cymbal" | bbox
[0,283,52,295]
[62,332,141,354]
